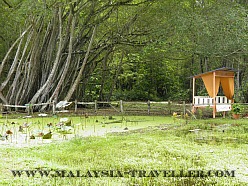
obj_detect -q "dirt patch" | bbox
[0,127,132,148]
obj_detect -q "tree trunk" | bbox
[64,26,97,101]
[0,25,31,76]
[30,6,63,104]
[8,30,33,103]
[0,25,31,104]
[107,50,124,101]
[99,48,112,100]
[0,37,23,91]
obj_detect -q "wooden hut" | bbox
[192,67,236,118]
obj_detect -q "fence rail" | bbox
[0,100,193,116]
[1,99,245,116]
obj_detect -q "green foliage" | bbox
[101,0,248,102]
[231,103,244,114]
[1,0,248,103]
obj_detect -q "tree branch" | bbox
[2,0,12,8]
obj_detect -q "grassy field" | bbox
[0,113,248,185]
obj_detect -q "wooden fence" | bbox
[0,100,192,116]
[2,100,248,117]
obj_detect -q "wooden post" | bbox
[213,72,216,118]
[75,99,78,113]
[53,100,56,115]
[0,103,2,112]
[147,100,150,115]
[94,100,97,113]
[168,100,171,114]
[223,111,226,118]
[26,104,30,115]
[192,77,195,113]
[30,104,33,115]
[120,100,123,113]
[183,101,186,117]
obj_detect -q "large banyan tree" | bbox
[0,0,151,108]
[2,0,248,107]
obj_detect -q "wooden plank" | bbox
[77,102,95,105]
[3,104,26,108]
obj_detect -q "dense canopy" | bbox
[1,0,248,109]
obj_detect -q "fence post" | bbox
[183,101,186,117]
[147,100,151,115]
[26,104,30,115]
[53,100,56,115]
[75,99,78,113]
[94,100,97,113]
[0,103,2,112]
[120,100,123,113]
[168,100,171,114]
[30,104,33,115]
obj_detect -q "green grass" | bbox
[0,115,248,185]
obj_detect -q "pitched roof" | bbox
[192,67,237,78]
